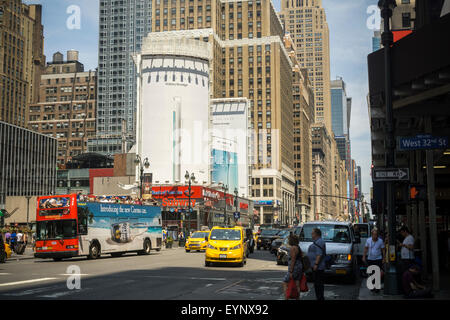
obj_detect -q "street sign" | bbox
[398,135,449,151]
[373,168,410,182]
[234,212,240,220]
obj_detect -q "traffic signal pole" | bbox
[425,117,440,291]
[379,0,399,295]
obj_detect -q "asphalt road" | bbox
[0,247,362,300]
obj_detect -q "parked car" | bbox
[298,221,360,283]
[256,228,281,250]
[270,229,292,254]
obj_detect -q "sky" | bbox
[24,0,380,207]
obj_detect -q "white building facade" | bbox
[134,33,213,185]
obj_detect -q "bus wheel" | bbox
[88,243,100,260]
[53,257,62,262]
[138,239,151,255]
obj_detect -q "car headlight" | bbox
[207,244,216,250]
[201,240,206,243]
[231,244,241,250]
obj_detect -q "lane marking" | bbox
[58,274,90,276]
[145,276,226,281]
[38,291,78,298]
[216,280,244,293]
[1,285,62,296]
[0,273,11,275]
[0,278,58,287]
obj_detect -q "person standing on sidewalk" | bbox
[398,226,415,277]
[307,228,326,300]
[4,230,11,245]
[10,230,17,252]
[282,234,303,300]
[362,229,385,293]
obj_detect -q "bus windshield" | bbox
[36,220,77,240]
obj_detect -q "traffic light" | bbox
[409,185,427,200]
[0,209,5,227]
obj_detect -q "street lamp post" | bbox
[135,155,150,199]
[185,171,195,236]
[379,0,399,295]
[221,183,228,225]
[234,188,239,225]
[25,196,31,225]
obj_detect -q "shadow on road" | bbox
[0,265,288,300]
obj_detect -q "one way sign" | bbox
[373,168,410,182]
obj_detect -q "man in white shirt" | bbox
[16,231,23,243]
[398,226,416,289]
[363,229,385,293]
[399,226,415,262]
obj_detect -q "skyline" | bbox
[24,0,376,203]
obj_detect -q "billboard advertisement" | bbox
[211,99,251,197]
[76,202,162,253]
[211,136,239,195]
[139,54,210,185]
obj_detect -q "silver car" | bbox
[298,221,360,283]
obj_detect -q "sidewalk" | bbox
[359,272,450,300]
[9,247,35,261]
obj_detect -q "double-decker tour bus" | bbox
[35,194,162,261]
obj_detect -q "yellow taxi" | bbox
[205,226,247,267]
[185,231,210,252]
[5,243,11,259]
[1,242,11,263]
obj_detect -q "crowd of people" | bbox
[283,225,440,300]
[78,194,157,206]
[1,228,29,254]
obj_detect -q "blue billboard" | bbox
[211,148,238,192]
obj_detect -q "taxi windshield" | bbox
[191,232,209,238]
[210,229,241,241]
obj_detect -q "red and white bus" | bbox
[35,194,162,261]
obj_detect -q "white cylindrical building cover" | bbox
[136,34,212,185]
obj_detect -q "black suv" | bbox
[257,229,281,250]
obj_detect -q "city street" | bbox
[0,247,361,300]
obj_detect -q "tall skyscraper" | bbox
[142,0,296,225]
[372,30,381,52]
[0,1,45,127]
[89,0,152,155]
[331,78,350,138]
[279,0,349,220]
[284,34,314,223]
[28,51,97,167]
[279,0,331,131]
